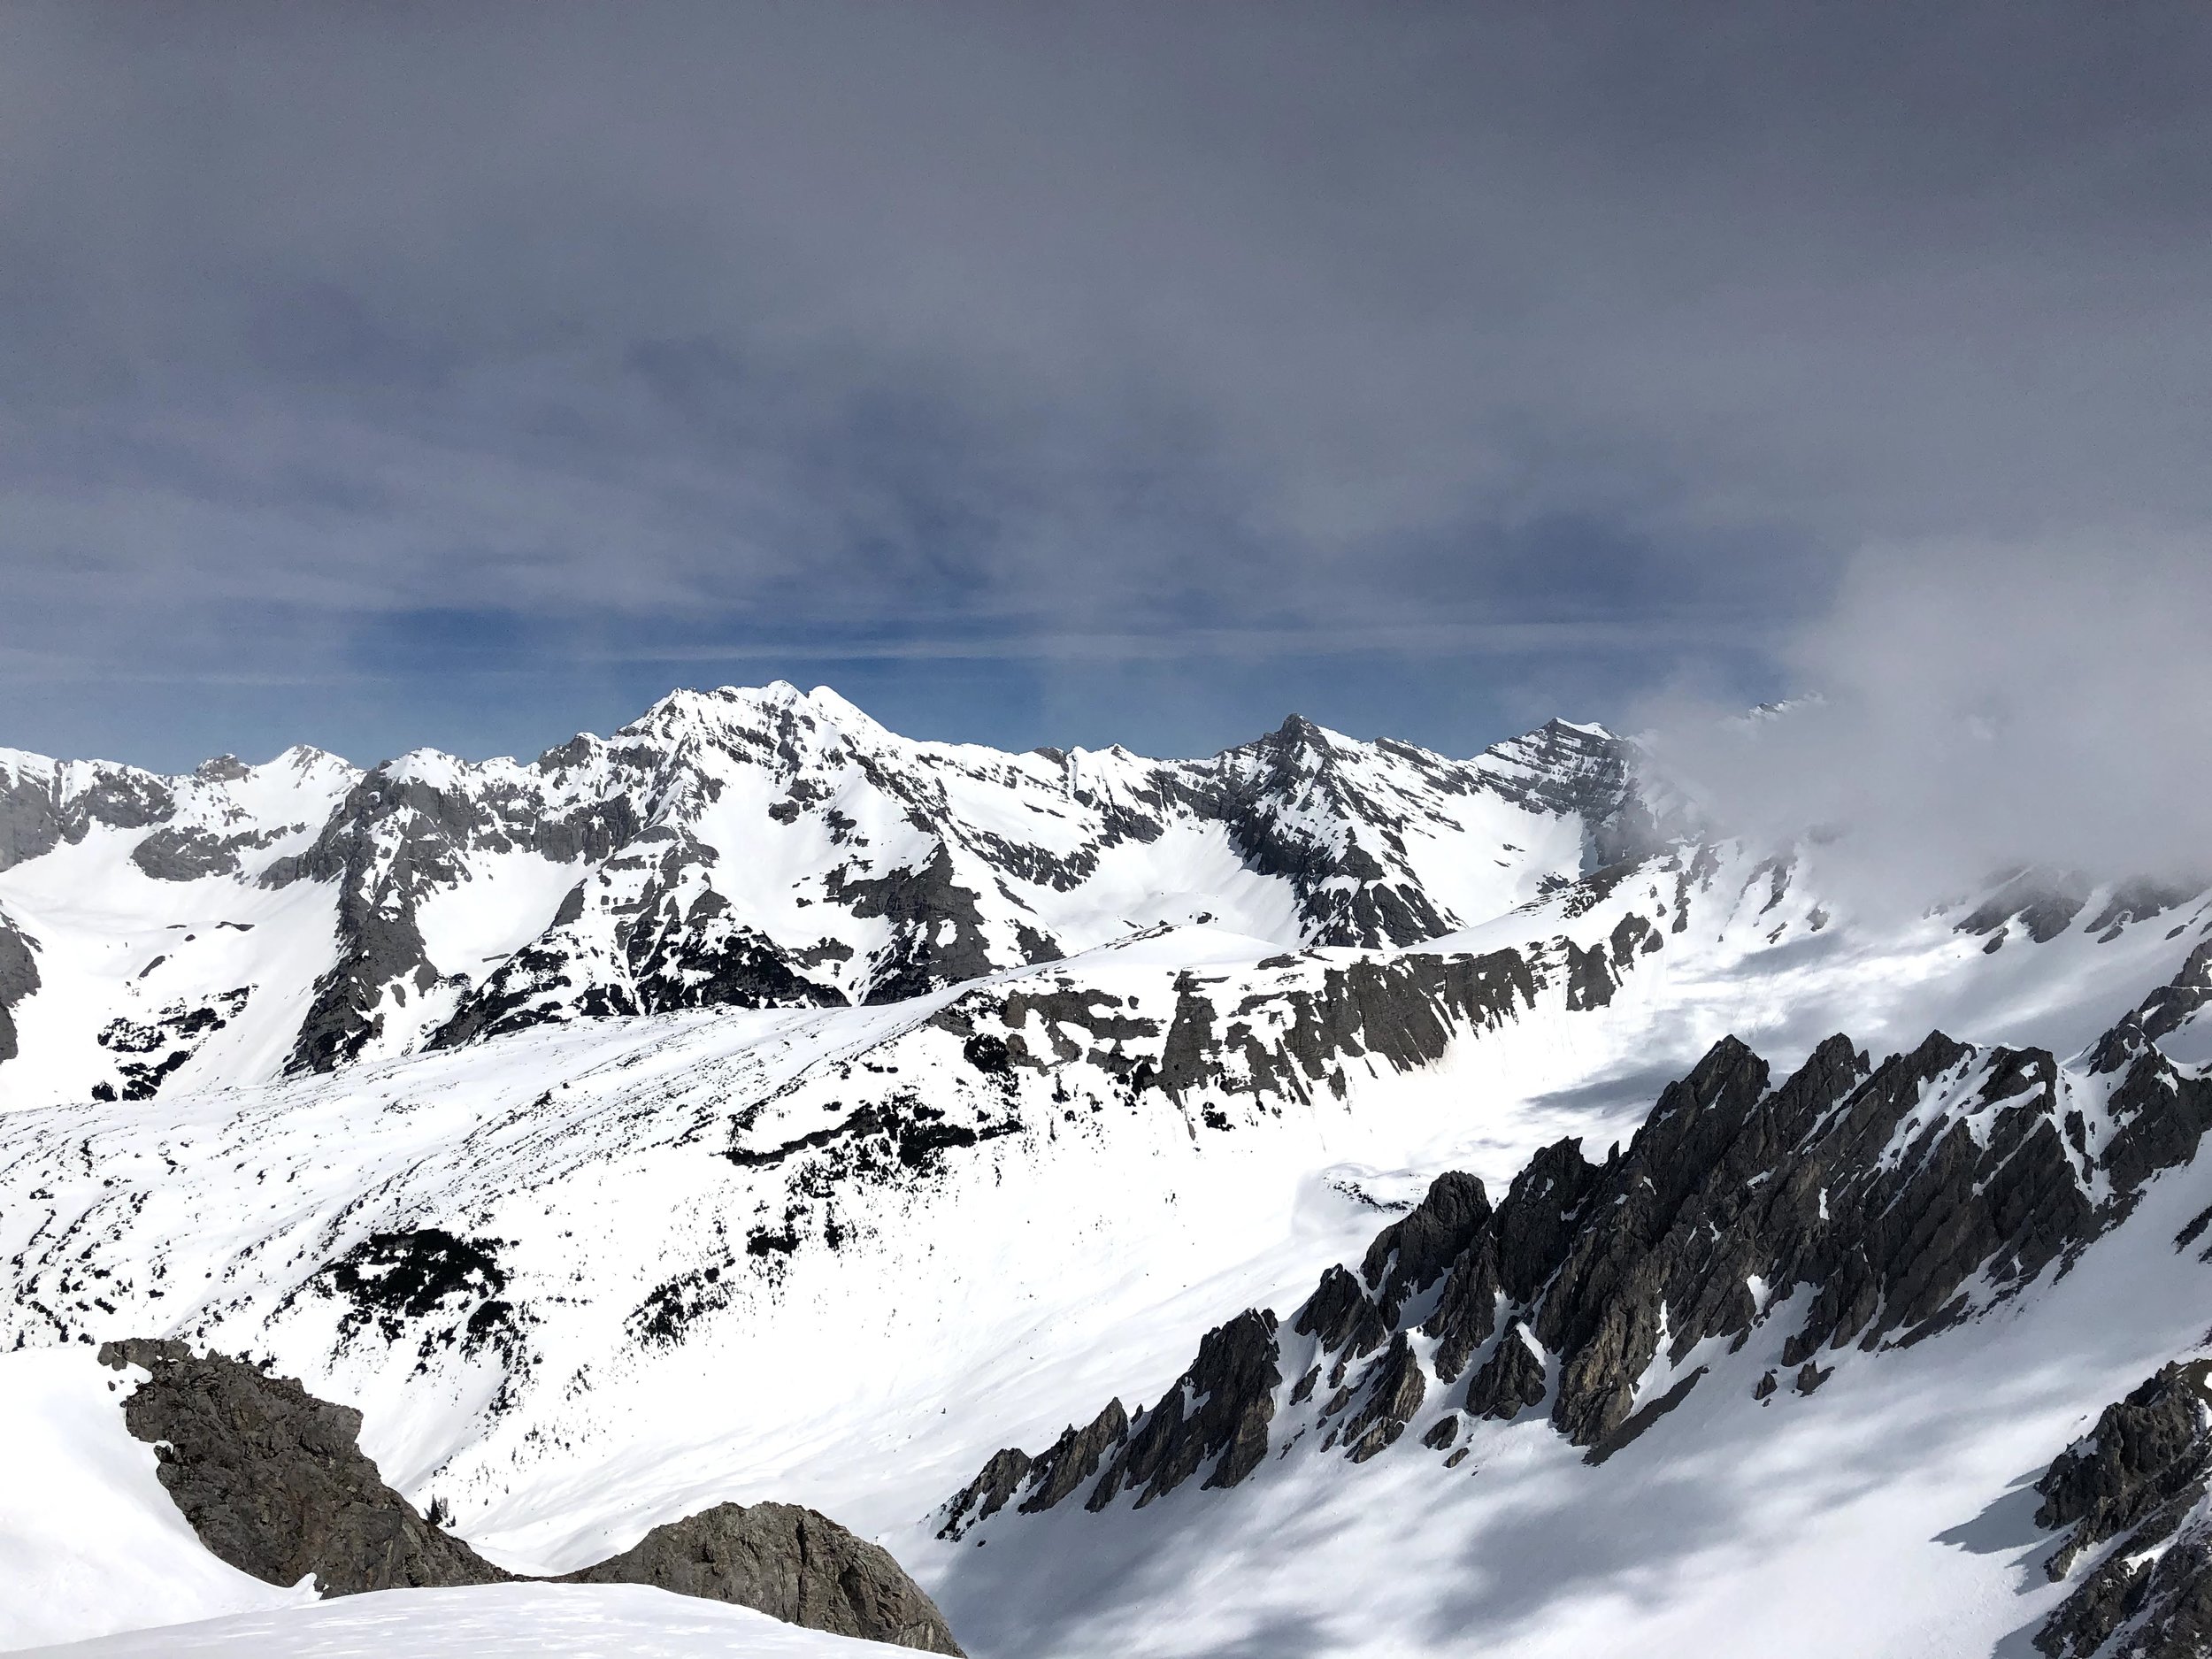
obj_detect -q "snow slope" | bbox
[4,688,2211,1657]
[0,687,1648,1109]
[17,1585,894,1658]
[914,966,2212,1656]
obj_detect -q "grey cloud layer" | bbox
[4,4,2209,707]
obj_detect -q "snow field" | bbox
[14,1584,894,1658]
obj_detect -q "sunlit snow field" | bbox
[4,856,2207,1657]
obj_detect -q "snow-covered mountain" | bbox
[0,684,1653,1110]
[4,684,2211,1659]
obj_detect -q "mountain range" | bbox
[4,684,2210,1659]
[0,682,1654,1102]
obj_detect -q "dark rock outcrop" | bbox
[2038,1361,2212,1577]
[1464,1322,1548,1420]
[939,1448,1032,1539]
[1361,1171,1492,1320]
[831,847,998,1006]
[96,1337,505,1595]
[0,911,40,1065]
[949,945,1548,1118]
[1337,1331,1428,1462]
[1584,1366,1708,1466]
[130,826,248,881]
[1180,714,1647,951]
[309,1228,521,1369]
[1425,1138,1605,1384]
[2095,1044,2212,1206]
[1958,869,2094,945]
[90,987,250,1102]
[2139,940,2212,1045]
[1197,715,1456,949]
[1,756,187,879]
[2085,879,2201,941]
[1019,1399,1131,1514]
[949,983,2212,1530]
[938,1398,1136,1540]
[99,1338,961,1653]
[1294,1264,1391,1361]
[435,827,849,1050]
[1081,1311,1281,1511]
[0,765,66,875]
[565,1502,963,1655]
[2036,1360,2212,1658]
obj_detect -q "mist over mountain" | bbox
[1633,540,2212,915]
[8,6,2212,1657]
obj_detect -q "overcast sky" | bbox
[4,3,2209,775]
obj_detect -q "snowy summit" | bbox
[3,685,2211,1658]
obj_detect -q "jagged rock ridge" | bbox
[2035,1358,2212,1658]
[943,994,2212,1528]
[7,687,2200,1116]
[0,688,1675,1103]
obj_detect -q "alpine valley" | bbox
[5,682,2212,1659]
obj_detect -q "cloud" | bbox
[3,4,2210,761]
[1635,536,2212,902]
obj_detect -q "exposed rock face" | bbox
[565,1502,964,1655]
[279,785,449,1074]
[96,1337,506,1595]
[1425,1138,1604,1384]
[938,1398,1137,1541]
[946,1001,2212,1525]
[433,824,846,1051]
[941,947,1549,1120]
[1196,714,1459,949]
[2085,879,2203,941]
[0,753,181,876]
[1464,1323,1548,1421]
[939,1448,1035,1540]
[1,688,1671,1098]
[0,763,66,874]
[2036,1360,2212,1658]
[1362,1171,1493,1320]
[98,1338,962,1653]
[0,910,40,1064]
[1337,1331,1428,1462]
[1958,869,2096,946]
[1085,1311,1282,1511]
[1018,1400,1131,1514]
[1412,1015,2190,1448]
[91,987,250,1101]
[2140,940,2212,1044]
[832,846,1002,1006]
[1293,1264,1390,1362]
